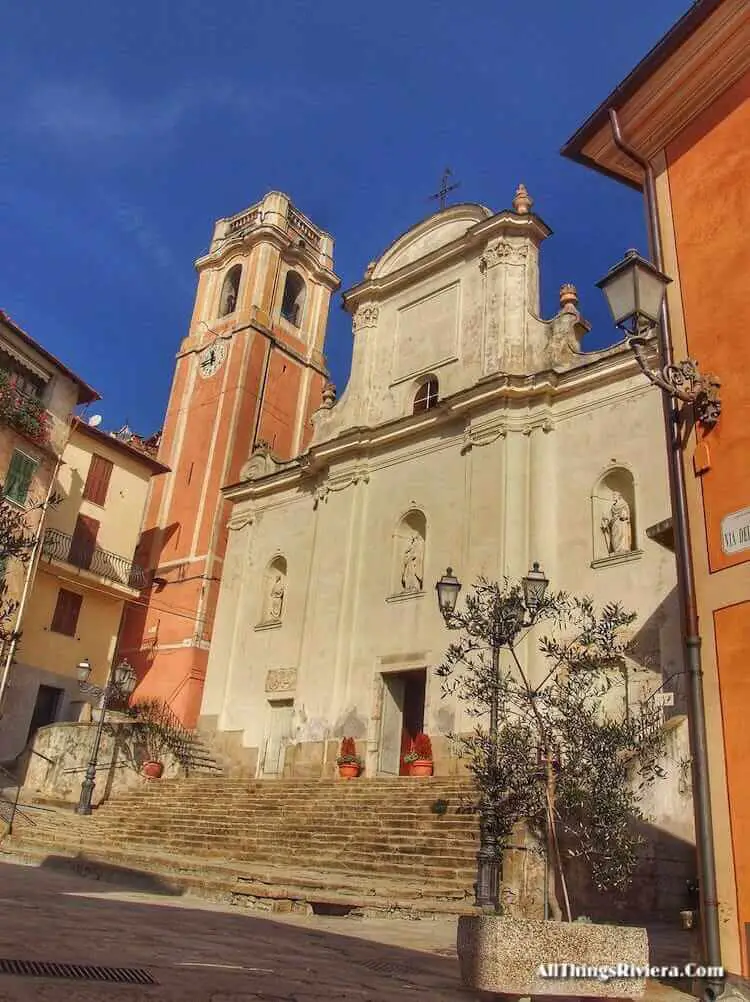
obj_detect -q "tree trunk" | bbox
[546,755,569,921]
[547,853,563,921]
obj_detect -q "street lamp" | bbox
[597,250,721,428]
[75,657,137,816]
[435,562,550,909]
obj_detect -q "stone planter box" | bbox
[457,915,648,997]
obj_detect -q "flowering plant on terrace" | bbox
[0,371,51,447]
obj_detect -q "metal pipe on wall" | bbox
[608,108,723,1001]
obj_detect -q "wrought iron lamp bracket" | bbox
[78,680,124,704]
[628,335,721,428]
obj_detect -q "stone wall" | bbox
[20,719,183,807]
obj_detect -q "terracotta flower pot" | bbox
[142,760,164,779]
[338,763,360,779]
[409,759,433,777]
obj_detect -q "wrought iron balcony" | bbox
[42,528,146,590]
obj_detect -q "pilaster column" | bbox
[528,421,557,584]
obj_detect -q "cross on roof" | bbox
[429,168,460,210]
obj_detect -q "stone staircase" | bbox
[181,732,224,776]
[1,776,479,917]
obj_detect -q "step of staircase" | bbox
[2,775,480,918]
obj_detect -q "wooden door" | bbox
[379,674,405,775]
[262,700,294,777]
[69,514,100,571]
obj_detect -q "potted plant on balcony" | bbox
[336,737,363,779]
[405,733,434,776]
[0,371,51,447]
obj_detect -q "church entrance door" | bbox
[262,699,294,777]
[378,669,426,776]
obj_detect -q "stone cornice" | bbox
[561,0,749,187]
[342,211,552,312]
[222,338,659,503]
[178,312,330,380]
[195,223,340,291]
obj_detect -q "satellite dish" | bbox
[88,415,102,427]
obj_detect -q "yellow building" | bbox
[1,418,168,761]
[0,311,98,761]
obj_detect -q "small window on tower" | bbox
[218,264,242,317]
[280,271,306,327]
[413,377,439,414]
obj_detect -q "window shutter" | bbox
[69,515,100,571]
[83,455,113,506]
[3,451,36,505]
[51,588,82,636]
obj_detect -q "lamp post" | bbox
[597,249,721,428]
[435,562,549,909]
[598,244,723,998]
[75,657,137,816]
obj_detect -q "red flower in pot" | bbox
[404,733,434,777]
[336,737,363,778]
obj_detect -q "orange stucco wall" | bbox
[121,328,330,726]
[666,67,750,973]
[667,70,750,574]
[715,600,750,971]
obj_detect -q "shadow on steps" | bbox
[39,853,185,898]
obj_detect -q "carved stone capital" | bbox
[227,508,255,531]
[353,305,379,332]
[265,668,297,693]
[312,467,370,508]
[461,422,507,454]
[479,240,528,272]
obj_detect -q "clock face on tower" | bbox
[198,340,227,379]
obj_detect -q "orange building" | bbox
[563,0,750,977]
[119,192,340,729]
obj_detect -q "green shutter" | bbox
[3,451,36,505]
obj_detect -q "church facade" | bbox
[199,185,684,781]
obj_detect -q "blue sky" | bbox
[1,1,689,434]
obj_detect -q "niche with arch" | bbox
[218,264,242,317]
[591,466,639,565]
[280,270,306,327]
[412,376,439,415]
[391,510,427,596]
[261,555,287,624]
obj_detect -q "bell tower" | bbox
[120,192,340,726]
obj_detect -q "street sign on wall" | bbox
[721,506,750,556]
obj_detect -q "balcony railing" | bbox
[227,208,259,235]
[286,206,321,247]
[42,528,147,590]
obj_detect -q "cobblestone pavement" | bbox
[0,860,698,1001]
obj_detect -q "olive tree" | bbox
[436,576,667,919]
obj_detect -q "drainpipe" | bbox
[251,337,273,453]
[609,108,723,1001]
[0,451,65,711]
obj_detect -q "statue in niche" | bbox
[401,533,425,592]
[601,492,633,555]
[225,288,237,314]
[267,572,286,621]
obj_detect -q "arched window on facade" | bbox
[412,376,439,414]
[280,271,306,327]
[218,264,242,317]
